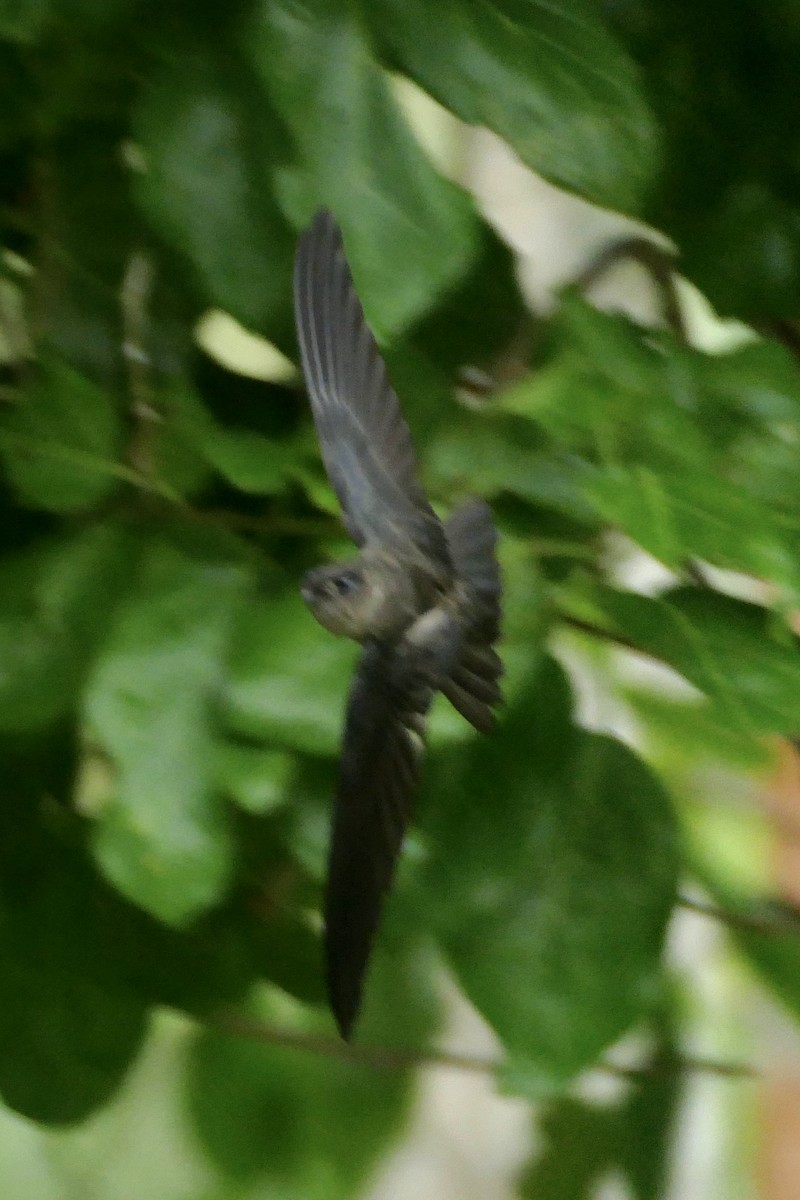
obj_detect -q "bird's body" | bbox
[293,209,502,1038]
[301,548,438,642]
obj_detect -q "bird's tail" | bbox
[441,499,503,733]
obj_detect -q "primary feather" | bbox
[293,210,503,1040]
[294,209,450,570]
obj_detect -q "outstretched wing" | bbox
[294,208,449,569]
[324,632,446,1039]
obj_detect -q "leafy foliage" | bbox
[422,658,677,1089]
[0,0,798,1194]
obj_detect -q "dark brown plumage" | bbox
[294,208,502,1038]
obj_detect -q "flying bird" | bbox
[293,208,503,1038]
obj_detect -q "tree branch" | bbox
[678,893,800,937]
[211,1009,754,1083]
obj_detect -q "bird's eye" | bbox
[333,573,360,596]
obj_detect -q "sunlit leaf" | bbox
[563,584,800,737]
[499,296,713,471]
[588,466,800,599]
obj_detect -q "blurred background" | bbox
[1,1,800,1197]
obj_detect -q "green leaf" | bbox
[688,339,800,515]
[247,0,478,337]
[605,0,800,318]
[0,0,135,42]
[410,220,528,374]
[223,589,357,756]
[499,296,714,471]
[427,413,597,522]
[621,687,772,772]
[495,299,800,592]
[247,911,327,1007]
[707,884,800,1028]
[187,938,439,1190]
[159,384,307,496]
[0,916,146,1126]
[0,524,131,731]
[110,905,263,1018]
[518,1002,681,1199]
[422,657,678,1084]
[202,428,303,496]
[691,337,800,426]
[54,0,134,25]
[499,298,800,515]
[85,536,253,925]
[0,44,33,149]
[0,733,149,1125]
[738,909,800,1026]
[135,47,294,335]
[214,743,294,815]
[1,358,122,511]
[371,0,657,213]
[148,387,215,500]
[620,1029,683,1200]
[380,338,456,447]
[33,120,199,391]
[563,584,800,738]
[279,755,338,882]
[0,849,147,1125]
[35,125,148,380]
[519,1099,617,1199]
[587,465,800,598]
[0,0,52,42]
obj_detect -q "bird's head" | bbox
[300,562,371,638]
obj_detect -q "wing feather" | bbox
[294,208,449,568]
[324,640,431,1038]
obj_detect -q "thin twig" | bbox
[575,237,687,343]
[558,613,658,660]
[120,248,161,482]
[211,1009,754,1082]
[677,893,800,937]
[685,559,712,588]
